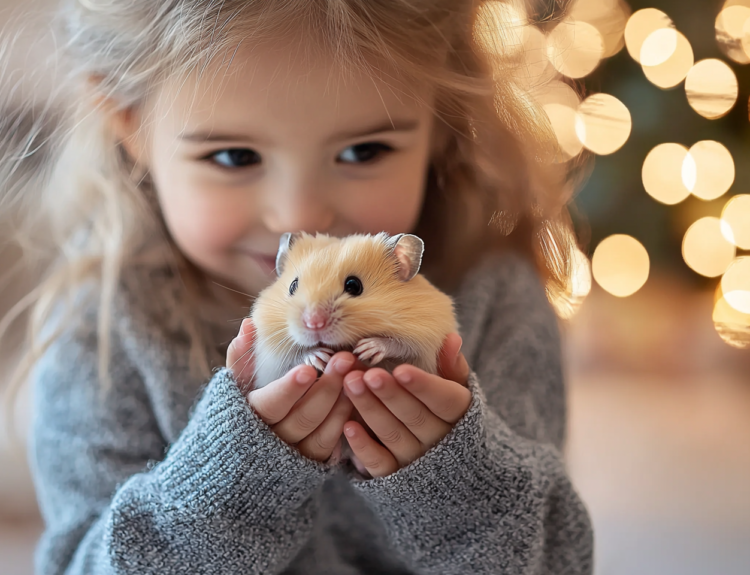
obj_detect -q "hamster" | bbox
[249,231,459,387]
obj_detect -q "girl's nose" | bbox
[261,180,335,234]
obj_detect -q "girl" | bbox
[1,0,593,573]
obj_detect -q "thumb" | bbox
[438,333,470,387]
[228,318,256,392]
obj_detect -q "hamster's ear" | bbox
[386,234,424,282]
[276,233,300,276]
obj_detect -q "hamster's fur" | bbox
[250,232,458,388]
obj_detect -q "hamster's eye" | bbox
[343,276,363,297]
[289,277,299,296]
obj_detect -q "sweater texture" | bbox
[30,250,593,574]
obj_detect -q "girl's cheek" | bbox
[346,168,426,234]
[158,178,254,250]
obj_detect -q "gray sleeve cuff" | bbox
[349,372,593,574]
[156,368,337,514]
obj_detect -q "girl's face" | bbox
[125,42,435,296]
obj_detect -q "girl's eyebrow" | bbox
[178,119,420,144]
[326,119,420,143]
[178,131,261,144]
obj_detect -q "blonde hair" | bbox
[0,0,579,402]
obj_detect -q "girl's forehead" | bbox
[153,41,434,135]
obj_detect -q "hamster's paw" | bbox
[353,337,392,366]
[303,347,335,372]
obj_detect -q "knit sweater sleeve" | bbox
[30,319,337,575]
[349,252,594,574]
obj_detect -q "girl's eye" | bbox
[209,148,261,168]
[289,277,299,296]
[343,276,363,296]
[337,142,393,164]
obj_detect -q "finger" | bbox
[392,364,472,424]
[438,333,470,387]
[297,391,354,463]
[247,364,318,426]
[360,367,451,448]
[343,421,399,478]
[272,352,354,445]
[344,370,422,468]
[227,319,257,391]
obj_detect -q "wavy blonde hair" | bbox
[0,0,579,402]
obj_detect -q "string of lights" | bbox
[475,0,750,348]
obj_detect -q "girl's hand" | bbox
[342,333,472,478]
[227,318,356,464]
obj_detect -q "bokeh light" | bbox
[721,257,750,314]
[539,220,592,319]
[516,26,555,89]
[474,1,528,57]
[683,141,735,201]
[713,296,750,349]
[531,81,583,162]
[740,17,750,62]
[624,8,674,64]
[543,104,584,161]
[547,19,604,79]
[592,234,650,297]
[721,194,750,249]
[716,4,750,64]
[685,59,739,120]
[640,28,677,66]
[547,244,593,319]
[641,30,694,89]
[642,143,692,205]
[530,80,581,109]
[576,93,632,155]
[568,0,631,58]
[682,217,736,277]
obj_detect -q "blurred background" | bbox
[1,0,750,574]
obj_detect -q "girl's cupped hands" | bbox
[227,318,356,464]
[342,332,472,478]
[227,319,472,476]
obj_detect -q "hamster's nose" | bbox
[302,309,330,331]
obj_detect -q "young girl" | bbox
[1,0,593,573]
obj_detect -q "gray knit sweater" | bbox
[30,250,593,574]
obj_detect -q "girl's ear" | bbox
[110,108,144,162]
[86,75,146,164]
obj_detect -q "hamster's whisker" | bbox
[212,281,256,301]
[228,346,255,371]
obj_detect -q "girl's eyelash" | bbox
[337,142,395,164]
[202,148,262,169]
[200,142,397,169]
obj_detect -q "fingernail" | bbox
[453,336,463,367]
[344,426,356,437]
[334,357,354,375]
[346,375,365,396]
[365,373,383,389]
[296,369,314,385]
[395,370,412,385]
